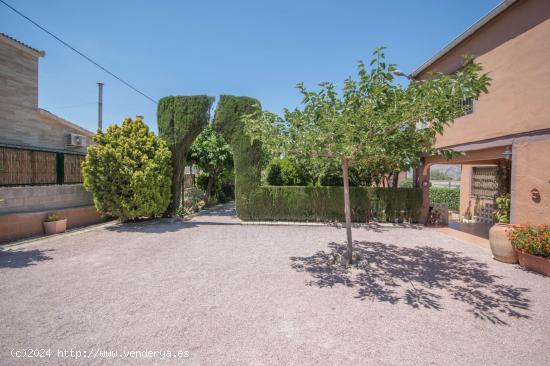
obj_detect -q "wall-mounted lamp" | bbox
[502,146,512,161]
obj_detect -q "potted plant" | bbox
[43,213,67,235]
[489,193,518,263]
[508,225,550,276]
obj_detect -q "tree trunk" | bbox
[341,158,353,264]
[206,173,214,205]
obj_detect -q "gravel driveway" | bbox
[1,203,549,365]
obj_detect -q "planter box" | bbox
[516,249,550,277]
[43,218,67,235]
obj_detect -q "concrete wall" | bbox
[416,0,550,148]
[511,136,550,225]
[0,184,93,214]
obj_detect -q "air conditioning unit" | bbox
[66,133,87,147]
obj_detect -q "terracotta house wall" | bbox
[415,0,550,149]
[511,136,550,225]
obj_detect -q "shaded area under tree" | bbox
[290,241,530,325]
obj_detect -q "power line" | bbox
[0,0,157,104]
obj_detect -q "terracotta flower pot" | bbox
[489,223,518,264]
[43,218,67,235]
[516,249,550,276]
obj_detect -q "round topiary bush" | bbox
[82,117,172,221]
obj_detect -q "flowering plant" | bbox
[508,224,550,258]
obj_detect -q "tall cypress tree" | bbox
[213,95,262,219]
[158,95,214,215]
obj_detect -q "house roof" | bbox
[38,108,95,137]
[411,0,519,78]
[0,32,45,57]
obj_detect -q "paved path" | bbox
[1,204,549,365]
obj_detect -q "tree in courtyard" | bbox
[158,95,214,215]
[82,117,172,221]
[187,125,233,204]
[244,48,490,263]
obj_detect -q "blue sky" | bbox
[1,0,501,134]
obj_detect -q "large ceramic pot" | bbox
[516,249,550,276]
[43,218,67,235]
[489,223,518,264]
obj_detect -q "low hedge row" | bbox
[243,186,422,222]
[430,187,460,211]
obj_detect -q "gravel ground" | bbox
[1,203,549,366]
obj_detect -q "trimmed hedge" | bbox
[214,95,263,217]
[158,95,214,214]
[247,186,422,222]
[430,187,460,211]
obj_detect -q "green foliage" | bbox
[429,187,460,211]
[494,193,511,224]
[45,213,60,222]
[83,118,172,221]
[247,187,422,222]
[265,158,309,186]
[188,125,233,203]
[399,177,413,188]
[213,95,262,217]
[188,125,233,175]
[158,95,214,214]
[176,187,205,217]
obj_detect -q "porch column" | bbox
[459,165,473,220]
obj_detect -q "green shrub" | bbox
[247,186,422,222]
[266,158,308,186]
[399,177,413,188]
[83,118,172,221]
[176,187,205,217]
[429,187,460,211]
[494,193,511,224]
[158,95,214,214]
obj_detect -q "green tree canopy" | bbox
[82,117,172,221]
[188,125,233,203]
[244,47,491,262]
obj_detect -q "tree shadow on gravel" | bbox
[0,248,54,268]
[290,241,530,325]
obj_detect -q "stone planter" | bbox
[516,249,550,276]
[43,218,67,235]
[489,223,518,264]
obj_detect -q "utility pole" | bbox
[97,82,104,131]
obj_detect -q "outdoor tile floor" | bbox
[1,203,549,365]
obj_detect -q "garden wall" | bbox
[0,184,93,214]
[244,186,422,222]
